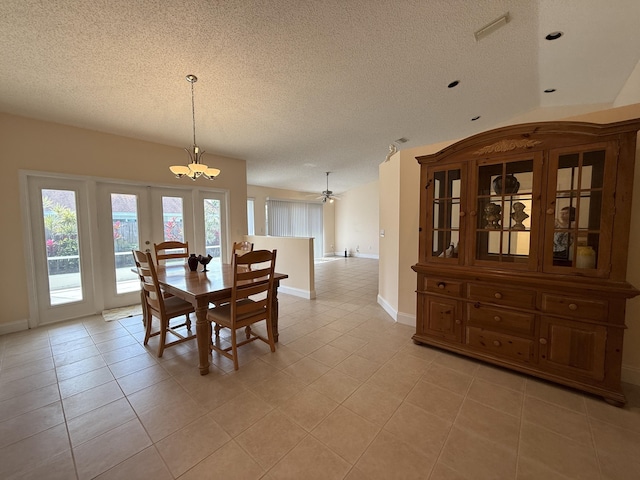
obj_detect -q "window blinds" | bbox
[266,199,323,257]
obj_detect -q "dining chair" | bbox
[232,240,254,256]
[153,240,192,324]
[132,250,196,357]
[210,240,255,337]
[154,240,189,265]
[207,249,277,370]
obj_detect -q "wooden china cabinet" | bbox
[412,119,640,405]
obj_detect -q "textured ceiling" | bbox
[1,0,639,195]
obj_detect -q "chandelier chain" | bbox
[191,80,197,148]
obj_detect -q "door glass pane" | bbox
[247,198,255,235]
[553,150,604,269]
[42,189,82,305]
[162,196,185,242]
[204,198,222,262]
[111,193,140,294]
[476,159,533,263]
[160,196,188,265]
[431,169,461,259]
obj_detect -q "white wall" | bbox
[335,180,380,258]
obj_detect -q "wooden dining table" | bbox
[155,263,288,375]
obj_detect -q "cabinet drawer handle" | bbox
[493,316,501,322]
[494,292,503,299]
[455,319,461,325]
[568,303,578,311]
[546,208,555,215]
[539,338,548,345]
[459,211,466,217]
[470,211,477,217]
[437,282,446,289]
[492,340,501,347]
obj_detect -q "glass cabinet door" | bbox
[427,166,464,262]
[472,154,541,269]
[545,143,613,275]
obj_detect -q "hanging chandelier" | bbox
[169,74,221,180]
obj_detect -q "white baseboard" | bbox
[353,252,379,259]
[377,294,397,321]
[622,364,640,386]
[278,286,316,300]
[397,312,415,327]
[0,319,30,336]
[333,252,379,259]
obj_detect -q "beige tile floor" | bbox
[1,257,640,479]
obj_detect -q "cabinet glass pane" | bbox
[553,150,605,269]
[476,159,533,263]
[431,169,461,259]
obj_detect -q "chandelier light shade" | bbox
[169,74,221,180]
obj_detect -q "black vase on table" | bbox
[187,254,199,272]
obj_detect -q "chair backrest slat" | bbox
[154,241,189,264]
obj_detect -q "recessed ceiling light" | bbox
[448,80,460,88]
[545,31,563,41]
[471,116,481,121]
[544,88,556,93]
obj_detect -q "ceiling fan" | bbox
[317,171,340,203]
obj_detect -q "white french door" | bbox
[195,190,227,264]
[98,184,197,310]
[26,176,96,325]
[23,172,227,326]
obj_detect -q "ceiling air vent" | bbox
[474,12,510,41]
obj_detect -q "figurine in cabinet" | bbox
[511,202,529,230]
[553,206,575,259]
[484,202,502,229]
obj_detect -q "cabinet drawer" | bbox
[541,294,608,321]
[425,278,463,296]
[466,327,534,363]
[467,283,536,308]
[467,304,534,336]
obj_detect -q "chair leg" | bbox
[214,323,222,337]
[231,327,239,370]
[143,310,152,346]
[185,313,192,330]
[158,318,168,358]
[265,318,276,353]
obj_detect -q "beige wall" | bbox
[0,112,247,329]
[246,235,315,299]
[335,180,380,258]
[378,159,401,317]
[247,184,336,256]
